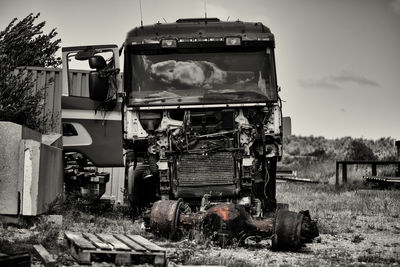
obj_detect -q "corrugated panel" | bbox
[16,67,62,134]
[98,167,125,204]
[16,67,92,132]
[68,70,90,97]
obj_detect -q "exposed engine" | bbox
[125,104,282,212]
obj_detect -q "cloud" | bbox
[298,79,341,90]
[330,71,380,87]
[391,0,400,15]
[299,71,379,90]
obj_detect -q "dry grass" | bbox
[1,183,399,266]
[277,183,400,235]
[182,183,400,266]
[0,198,146,265]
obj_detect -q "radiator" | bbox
[177,152,235,186]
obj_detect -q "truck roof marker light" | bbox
[178,37,224,43]
[131,39,159,45]
[208,37,223,42]
[161,39,177,48]
[178,38,191,43]
[225,37,241,46]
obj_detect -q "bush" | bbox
[0,13,61,133]
[345,139,377,161]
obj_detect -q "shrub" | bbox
[345,139,377,161]
[0,13,61,133]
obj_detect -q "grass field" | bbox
[183,183,400,266]
[1,183,399,266]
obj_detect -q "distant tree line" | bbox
[283,135,397,161]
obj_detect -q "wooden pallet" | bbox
[64,231,166,266]
[0,252,31,267]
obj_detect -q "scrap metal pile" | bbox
[147,199,319,251]
[364,175,400,188]
[64,152,110,200]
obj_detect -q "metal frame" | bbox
[335,160,400,185]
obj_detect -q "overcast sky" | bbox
[1,0,399,140]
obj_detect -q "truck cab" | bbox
[123,18,282,212]
[62,18,282,213]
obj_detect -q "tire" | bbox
[127,164,159,210]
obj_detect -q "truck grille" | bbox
[177,152,235,186]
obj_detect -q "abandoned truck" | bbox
[62,18,318,249]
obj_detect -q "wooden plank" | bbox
[0,252,31,267]
[82,233,112,250]
[53,71,62,133]
[127,235,165,252]
[31,70,38,92]
[22,66,61,72]
[115,254,131,266]
[65,231,96,249]
[114,234,147,252]
[36,71,47,129]
[33,244,56,267]
[95,233,131,251]
[46,71,56,110]
[45,70,56,133]
[37,70,47,93]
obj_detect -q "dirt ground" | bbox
[1,183,399,266]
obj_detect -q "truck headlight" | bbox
[161,39,177,48]
[225,37,241,46]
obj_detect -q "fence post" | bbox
[335,162,339,186]
[396,141,400,176]
[342,163,347,184]
[371,163,377,177]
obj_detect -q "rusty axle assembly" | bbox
[148,199,319,251]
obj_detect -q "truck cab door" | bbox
[61,45,124,167]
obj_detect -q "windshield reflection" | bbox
[127,51,277,105]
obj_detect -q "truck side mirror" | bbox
[89,55,107,69]
[89,56,109,101]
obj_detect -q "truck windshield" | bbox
[126,49,277,106]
